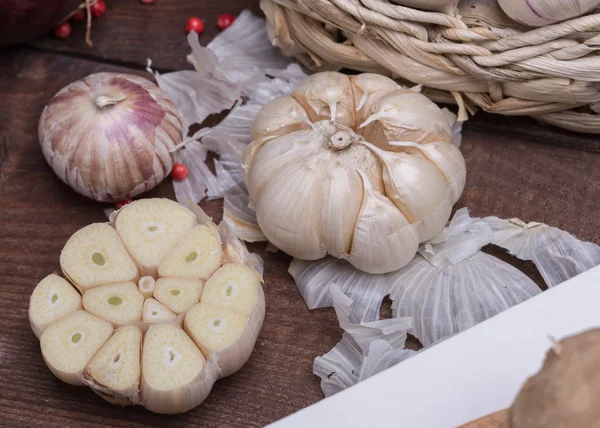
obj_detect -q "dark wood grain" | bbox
[1,12,599,427]
[28,0,262,72]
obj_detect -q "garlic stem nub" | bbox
[60,223,139,292]
[138,276,156,298]
[184,302,248,356]
[40,310,113,386]
[201,263,259,317]
[82,282,144,325]
[153,278,204,314]
[158,225,223,279]
[29,274,82,339]
[84,324,142,406]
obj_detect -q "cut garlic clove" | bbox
[184,303,247,356]
[374,148,453,242]
[40,310,113,386]
[84,324,142,406]
[138,276,156,299]
[143,298,178,323]
[388,141,467,204]
[201,263,259,317]
[60,223,139,292]
[359,89,453,146]
[82,282,144,326]
[157,225,222,279]
[344,171,420,274]
[292,71,355,127]
[140,324,212,414]
[350,73,399,125]
[153,278,204,314]
[29,274,82,339]
[250,95,311,143]
[115,198,197,278]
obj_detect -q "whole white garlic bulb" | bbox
[39,72,183,202]
[244,72,466,274]
[498,0,600,26]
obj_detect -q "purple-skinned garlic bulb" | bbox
[39,72,183,202]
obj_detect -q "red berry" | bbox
[53,22,71,39]
[115,199,133,210]
[171,163,188,181]
[185,17,204,34]
[217,14,235,31]
[91,0,106,18]
[71,10,86,21]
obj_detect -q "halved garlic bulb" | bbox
[38,72,183,202]
[244,72,466,274]
[28,198,265,414]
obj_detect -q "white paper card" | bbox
[269,266,600,428]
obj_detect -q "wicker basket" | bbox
[260,0,600,133]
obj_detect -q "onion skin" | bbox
[0,0,80,46]
[39,72,184,202]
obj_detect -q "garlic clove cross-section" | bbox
[29,198,265,414]
[201,263,260,317]
[115,198,196,278]
[153,278,204,314]
[245,71,466,273]
[82,282,145,325]
[157,225,222,279]
[40,310,113,386]
[140,324,212,414]
[29,274,82,339]
[60,223,139,292]
[84,324,142,406]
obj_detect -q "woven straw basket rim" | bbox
[261,0,600,134]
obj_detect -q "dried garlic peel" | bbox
[29,198,265,414]
[245,72,466,274]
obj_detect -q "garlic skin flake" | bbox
[245,72,465,274]
[39,73,183,202]
[28,198,265,414]
[498,0,600,27]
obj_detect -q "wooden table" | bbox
[1,1,599,427]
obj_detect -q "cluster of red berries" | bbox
[185,14,235,35]
[53,0,107,39]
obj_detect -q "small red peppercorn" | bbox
[91,0,106,18]
[217,14,235,31]
[171,163,188,181]
[185,17,204,34]
[71,10,86,21]
[115,199,133,210]
[53,22,72,39]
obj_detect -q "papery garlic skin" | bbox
[28,198,265,414]
[245,72,466,274]
[498,0,600,27]
[38,72,184,202]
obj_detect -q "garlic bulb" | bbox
[498,0,600,26]
[244,72,466,274]
[29,198,265,414]
[39,73,184,202]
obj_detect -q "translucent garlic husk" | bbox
[497,0,600,27]
[244,71,466,274]
[38,73,184,202]
[29,198,265,414]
